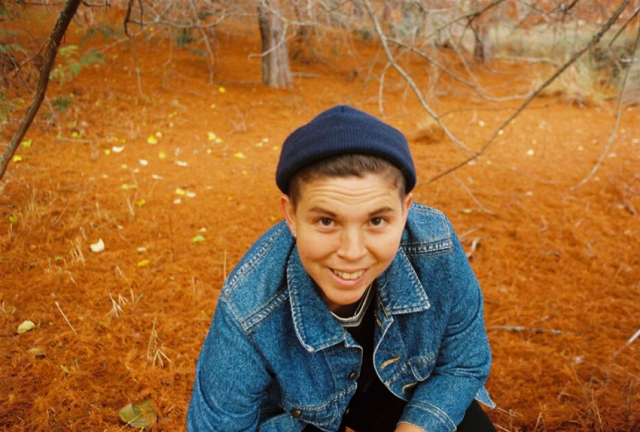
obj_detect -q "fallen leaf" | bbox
[151,174,163,180]
[234,152,246,159]
[27,347,46,358]
[104,149,111,155]
[207,132,216,141]
[8,215,17,224]
[158,152,167,159]
[137,259,150,267]
[137,247,147,252]
[60,365,70,374]
[139,159,148,166]
[13,155,22,162]
[147,136,158,145]
[135,199,146,207]
[218,86,226,93]
[175,161,188,167]
[90,238,105,253]
[186,191,196,198]
[22,139,33,147]
[175,188,186,196]
[192,235,206,243]
[112,146,125,153]
[18,320,36,334]
[71,131,80,139]
[155,131,162,137]
[118,399,158,428]
[215,137,223,144]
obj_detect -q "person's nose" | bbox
[337,227,367,262]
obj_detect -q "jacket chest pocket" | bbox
[281,395,346,431]
[392,353,436,399]
[408,353,436,381]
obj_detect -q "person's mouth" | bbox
[332,269,365,280]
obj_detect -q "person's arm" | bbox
[188,300,271,432]
[397,225,492,432]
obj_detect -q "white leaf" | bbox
[90,238,105,253]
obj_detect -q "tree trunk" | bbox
[473,22,491,63]
[258,0,292,89]
[0,0,82,180]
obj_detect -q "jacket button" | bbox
[291,409,302,418]
[348,371,357,381]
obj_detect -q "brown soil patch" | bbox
[1,6,639,432]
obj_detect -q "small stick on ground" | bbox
[488,325,572,336]
[54,301,77,334]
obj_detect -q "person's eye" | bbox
[318,218,333,227]
[370,217,386,227]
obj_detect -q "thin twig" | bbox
[488,325,573,336]
[418,0,632,187]
[54,301,77,334]
[572,18,640,190]
[362,0,470,152]
[0,0,82,180]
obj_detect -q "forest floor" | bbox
[1,6,639,432]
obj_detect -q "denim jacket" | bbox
[188,203,494,432]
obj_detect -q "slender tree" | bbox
[258,0,293,89]
[0,0,82,181]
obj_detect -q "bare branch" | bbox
[361,0,470,152]
[418,0,633,187]
[0,0,82,181]
[572,16,640,190]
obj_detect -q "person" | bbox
[188,105,496,432]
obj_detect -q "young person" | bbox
[188,105,496,432]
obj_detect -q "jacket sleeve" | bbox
[188,300,271,432]
[399,223,492,432]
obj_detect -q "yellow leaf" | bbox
[137,259,150,267]
[135,199,146,207]
[215,137,223,144]
[21,139,33,147]
[155,131,162,137]
[12,155,22,162]
[104,149,111,155]
[207,132,216,141]
[147,136,158,145]
[175,188,186,196]
[234,152,246,159]
[18,320,36,334]
[71,132,80,139]
[218,86,226,93]
[158,151,167,159]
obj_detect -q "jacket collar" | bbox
[287,246,430,353]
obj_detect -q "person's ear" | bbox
[280,195,297,238]
[402,192,413,224]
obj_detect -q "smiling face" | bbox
[281,173,413,315]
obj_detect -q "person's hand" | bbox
[395,422,425,432]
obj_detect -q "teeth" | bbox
[333,269,364,280]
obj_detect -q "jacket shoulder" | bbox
[402,203,454,254]
[220,221,294,328]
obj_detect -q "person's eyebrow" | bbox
[369,207,394,216]
[309,207,337,217]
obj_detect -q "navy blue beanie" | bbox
[276,105,416,194]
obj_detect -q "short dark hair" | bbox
[288,154,406,209]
